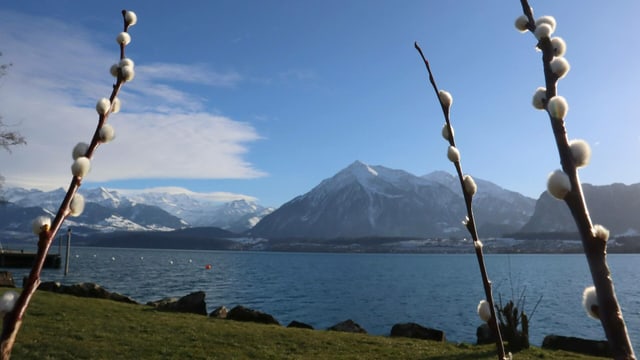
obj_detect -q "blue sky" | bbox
[0,1,638,207]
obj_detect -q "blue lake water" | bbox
[8,248,640,348]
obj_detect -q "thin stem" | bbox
[519,1,635,358]
[0,10,133,359]
[415,41,507,360]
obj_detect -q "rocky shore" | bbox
[18,279,610,357]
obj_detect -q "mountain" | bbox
[103,188,273,230]
[423,171,536,235]
[519,183,640,236]
[1,186,272,238]
[204,199,274,233]
[250,161,535,239]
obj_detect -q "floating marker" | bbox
[205,264,212,270]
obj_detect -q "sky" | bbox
[0,1,638,208]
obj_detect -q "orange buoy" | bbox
[205,264,212,270]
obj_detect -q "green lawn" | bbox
[3,291,602,359]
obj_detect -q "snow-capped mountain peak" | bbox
[251,161,536,239]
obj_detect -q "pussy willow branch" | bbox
[415,42,507,360]
[0,10,133,360]
[519,1,635,358]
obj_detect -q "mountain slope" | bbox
[250,161,534,239]
[423,171,536,235]
[520,183,640,236]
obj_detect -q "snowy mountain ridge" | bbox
[2,186,273,233]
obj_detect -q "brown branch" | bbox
[0,10,136,359]
[518,1,635,358]
[415,41,507,360]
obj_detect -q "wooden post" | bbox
[64,228,71,276]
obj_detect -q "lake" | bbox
[8,248,640,348]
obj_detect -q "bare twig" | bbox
[0,10,137,359]
[415,42,507,360]
[517,1,635,358]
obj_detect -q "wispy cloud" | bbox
[116,187,257,203]
[137,63,242,87]
[0,10,265,191]
[278,68,317,81]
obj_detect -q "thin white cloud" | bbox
[137,63,242,87]
[278,68,317,81]
[0,10,265,191]
[115,187,257,203]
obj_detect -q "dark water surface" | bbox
[11,248,640,347]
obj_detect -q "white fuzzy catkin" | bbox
[116,32,131,46]
[99,124,116,143]
[124,11,137,26]
[550,37,567,57]
[0,291,18,313]
[534,23,553,40]
[438,90,453,109]
[119,58,135,68]
[532,87,547,110]
[547,169,571,199]
[441,123,454,142]
[569,139,591,168]
[514,15,529,32]
[96,98,111,116]
[447,146,460,163]
[31,215,51,235]
[71,157,91,178]
[550,57,570,79]
[474,240,483,251]
[477,300,492,322]
[69,194,85,217]
[592,224,610,242]
[582,286,599,320]
[111,97,121,113]
[72,142,89,160]
[121,65,135,81]
[535,15,557,32]
[463,175,477,197]
[110,63,119,77]
[547,96,568,119]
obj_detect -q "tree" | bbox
[0,52,26,199]
[0,118,26,152]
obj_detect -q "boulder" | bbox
[0,271,15,287]
[327,319,367,334]
[62,282,112,299]
[390,322,445,342]
[542,334,612,357]
[226,305,280,325]
[148,291,207,316]
[210,305,228,319]
[37,281,62,292]
[287,320,314,330]
[37,281,137,304]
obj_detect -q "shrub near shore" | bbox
[6,290,602,359]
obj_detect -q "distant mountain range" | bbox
[0,186,273,241]
[2,161,639,252]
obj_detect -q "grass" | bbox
[4,290,602,359]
